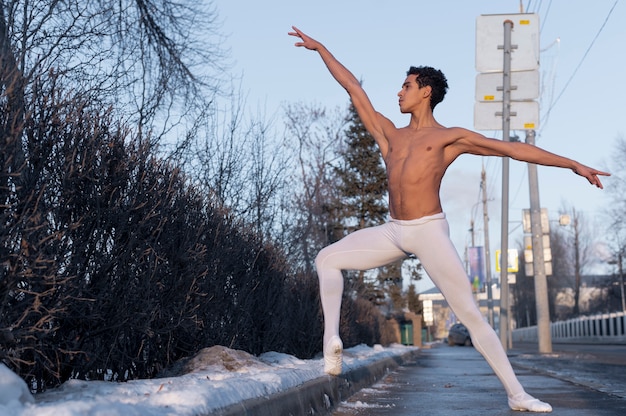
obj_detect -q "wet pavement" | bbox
[332,342,626,415]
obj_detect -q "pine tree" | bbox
[334,104,388,230]
[407,284,422,315]
[331,103,388,302]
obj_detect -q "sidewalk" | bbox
[214,342,626,415]
[332,343,626,415]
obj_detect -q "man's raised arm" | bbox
[451,128,611,189]
[289,26,390,152]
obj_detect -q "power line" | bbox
[542,0,620,120]
[537,0,554,33]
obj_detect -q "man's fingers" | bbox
[591,174,605,189]
[290,26,303,37]
[595,178,604,189]
[592,169,610,188]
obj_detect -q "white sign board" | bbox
[522,208,550,234]
[525,261,553,276]
[423,299,433,326]
[475,70,539,102]
[523,234,552,262]
[474,101,539,130]
[476,13,540,72]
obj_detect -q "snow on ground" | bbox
[1,343,416,416]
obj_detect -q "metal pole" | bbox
[526,129,552,353]
[482,166,494,327]
[499,20,513,350]
[573,208,581,316]
[618,250,626,312]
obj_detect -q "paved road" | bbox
[332,342,626,415]
[511,342,626,365]
[508,342,626,398]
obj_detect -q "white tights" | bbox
[314,213,525,398]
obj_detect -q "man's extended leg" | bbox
[315,223,406,374]
[399,216,552,412]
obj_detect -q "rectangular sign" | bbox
[495,249,519,273]
[476,13,540,72]
[474,101,539,131]
[475,70,539,102]
[522,208,550,234]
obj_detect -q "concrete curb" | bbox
[213,348,421,416]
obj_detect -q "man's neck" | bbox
[408,109,440,130]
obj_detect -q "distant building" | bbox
[418,285,501,340]
[552,274,622,320]
[418,274,621,340]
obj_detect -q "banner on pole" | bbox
[468,246,486,292]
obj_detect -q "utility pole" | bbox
[481,166,494,327]
[498,19,513,350]
[526,129,552,353]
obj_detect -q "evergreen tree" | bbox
[332,103,391,303]
[407,284,422,315]
[334,104,388,230]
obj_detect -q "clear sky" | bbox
[216,0,625,289]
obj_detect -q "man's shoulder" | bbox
[440,126,470,135]
[426,126,471,142]
[419,125,468,134]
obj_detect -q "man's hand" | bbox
[573,163,610,189]
[289,26,321,51]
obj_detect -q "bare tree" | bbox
[605,220,626,312]
[282,102,346,274]
[603,135,626,312]
[170,88,290,244]
[0,0,225,147]
[551,206,597,317]
[240,116,290,240]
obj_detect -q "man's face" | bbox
[397,74,429,113]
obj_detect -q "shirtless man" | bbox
[289,26,609,413]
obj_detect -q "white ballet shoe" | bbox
[508,392,552,412]
[323,336,343,375]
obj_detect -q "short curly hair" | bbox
[406,66,449,111]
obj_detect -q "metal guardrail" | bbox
[512,311,626,344]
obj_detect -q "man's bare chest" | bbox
[385,140,445,169]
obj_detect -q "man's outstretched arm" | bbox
[450,128,610,188]
[289,26,391,155]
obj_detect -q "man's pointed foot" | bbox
[508,392,552,412]
[323,336,343,376]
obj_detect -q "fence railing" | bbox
[512,311,626,344]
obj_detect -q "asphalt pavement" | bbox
[331,342,626,415]
[214,341,626,415]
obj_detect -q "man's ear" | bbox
[422,85,432,98]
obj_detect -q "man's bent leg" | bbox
[315,223,406,374]
[405,218,551,412]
